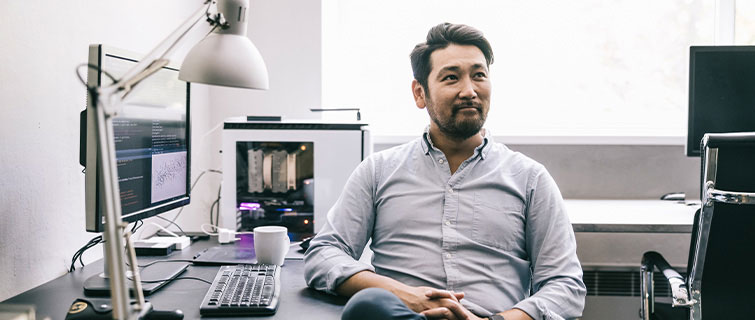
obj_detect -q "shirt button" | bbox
[438,159,444,164]
[444,220,451,226]
[445,253,452,259]
[448,188,453,193]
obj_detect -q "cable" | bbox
[75,63,119,118]
[131,219,144,233]
[70,235,103,272]
[167,169,222,228]
[209,185,219,227]
[141,259,195,269]
[200,223,254,236]
[160,276,212,285]
[76,63,117,87]
[201,222,253,245]
[191,170,222,193]
[175,169,222,221]
[197,122,224,148]
[68,220,143,272]
[209,199,218,227]
[133,276,212,285]
[125,259,195,269]
[211,183,221,228]
[155,215,186,235]
[206,175,222,227]
[138,168,222,238]
[201,223,220,236]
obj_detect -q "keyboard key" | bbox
[200,264,280,316]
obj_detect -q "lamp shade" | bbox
[179,33,269,89]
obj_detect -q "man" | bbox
[304,22,585,320]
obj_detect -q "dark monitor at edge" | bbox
[687,46,755,156]
[82,44,191,232]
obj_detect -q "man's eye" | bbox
[442,75,458,81]
[474,72,487,78]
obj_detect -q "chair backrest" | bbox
[687,132,755,320]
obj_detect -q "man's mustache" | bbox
[452,102,482,113]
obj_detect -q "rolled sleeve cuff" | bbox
[513,299,565,320]
[323,258,374,295]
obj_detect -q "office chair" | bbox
[639,132,755,320]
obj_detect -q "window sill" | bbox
[372,135,686,146]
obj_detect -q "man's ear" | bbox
[412,80,426,109]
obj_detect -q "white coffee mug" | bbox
[253,226,290,266]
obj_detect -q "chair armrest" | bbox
[641,251,693,308]
[705,132,755,148]
[705,181,755,205]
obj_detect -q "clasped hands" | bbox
[398,286,483,320]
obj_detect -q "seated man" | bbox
[304,22,585,320]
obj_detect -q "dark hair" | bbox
[410,23,494,90]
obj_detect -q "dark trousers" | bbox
[341,288,428,320]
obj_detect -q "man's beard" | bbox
[428,101,486,140]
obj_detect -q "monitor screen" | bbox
[687,46,755,156]
[83,44,190,232]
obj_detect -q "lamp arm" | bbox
[99,0,218,103]
[92,1,226,319]
[94,92,132,319]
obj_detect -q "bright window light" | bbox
[735,0,755,44]
[322,0,716,140]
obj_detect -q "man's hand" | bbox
[420,289,535,320]
[394,286,465,315]
[336,271,470,319]
[419,288,481,320]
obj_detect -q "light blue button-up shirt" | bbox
[304,128,586,319]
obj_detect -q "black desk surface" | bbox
[2,238,347,319]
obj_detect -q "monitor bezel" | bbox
[84,44,191,232]
[686,45,755,157]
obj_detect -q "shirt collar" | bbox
[421,126,492,159]
[421,126,433,155]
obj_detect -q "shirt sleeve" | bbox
[303,156,378,294]
[513,167,587,320]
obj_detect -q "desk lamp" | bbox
[87,0,268,318]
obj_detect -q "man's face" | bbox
[413,44,491,140]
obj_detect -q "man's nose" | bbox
[459,77,477,99]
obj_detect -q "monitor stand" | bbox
[84,260,190,296]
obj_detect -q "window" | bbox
[735,0,755,44]
[322,0,716,142]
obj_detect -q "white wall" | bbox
[0,0,322,301]
[208,0,322,123]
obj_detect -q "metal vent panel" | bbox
[583,270,683,297]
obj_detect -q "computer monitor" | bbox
[82,44,191,232]
[79,44,192,296]
[687,46,755,157]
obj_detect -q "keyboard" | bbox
[199,264,281,316]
